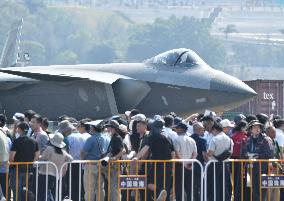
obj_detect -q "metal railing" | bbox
[59,159,204,201]
[204,159,284,201]
[3,161,58,201]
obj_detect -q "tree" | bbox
[126,16,226,66]
[85,44,117,64]
[56,50,78,65]
[220,24,238,39]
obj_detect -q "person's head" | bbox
[24,110,36,122]
[0,114,6,128]
[273,119,284,132]
[193,122,205,136]
[174,122,188,134]
[256,113,269,126]
[234,120,247,133]
[234,114,246,124]
[150,118,165,134]
[164,115,174,128]
[136,120,148,135]
[78,118,92,134]
[211,122,223,135]
[42,117,49,131]
[58,120,75,136]
[202,115,215,132]
[50,132,65,154]
[104,120,120,136]
[12,112,25,123]
[247,120,263,137]
[246,115,257,123]
[266,126,276,140]
[220,119,234,134]
[58,115,69,122]
[30,114,43,131]
[86,120,104,133]
[16,122,29,136]
[118,124,128,139]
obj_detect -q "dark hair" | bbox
[17,122,29,135]
[273,115,281,121]
[51,144,63,155]
[42,117,49,128]
[164,115,174,127]
[130,109,140,117]
[24,110,36,121]
[31,114,43,124]
[246,115,257,123]
[256,113,269,125]
[197,114,204,122]
[234,120,247,132]
[273,119,284,129]
[58,115,69,122]
[79,118,91,132]
[212,122,223,132]
[0,114,7,127]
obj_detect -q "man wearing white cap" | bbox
[220,119,235,135]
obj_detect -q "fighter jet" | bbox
[0,48,256,120]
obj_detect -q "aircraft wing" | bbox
[0,66,131,84]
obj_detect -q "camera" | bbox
[101,156,110,167]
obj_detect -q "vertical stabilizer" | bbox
[0,19,23,68]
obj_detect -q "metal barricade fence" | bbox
[59,159,204,201]
[2,161,59,201]
[204,159,284,201]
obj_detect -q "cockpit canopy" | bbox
[145,48,206,67]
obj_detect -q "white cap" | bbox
[13,112,25,121]
[131,114,146,122]
[85,120,103,127]
[220,119,235,128]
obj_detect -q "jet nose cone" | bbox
[210,71,257,97]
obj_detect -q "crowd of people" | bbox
[0,109,283,201]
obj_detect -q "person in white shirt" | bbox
[206,122,233,201]
[163,115,178,143]
[174,122,197,201]
[273,119,284,158]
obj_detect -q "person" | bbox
[65,119,88,201]
[135,119,150,201]
[24,110,36,137]
[11,113,25,140]
[206,122,233,201]
[30,114,49,154]
[9,122,40,201]
[104,120,126,201]
[230,120,248,201]
[242,120,274,201]
[201,115,215,149]
[266,125,281,201]
[81,120,110,201]
[77,118,92,140]
[220,119,234,135]
[38,132,73,201]
[163,115,178,142]
[0,127,10,201]
[174,122,197,201]
[273,119,284,159]
[42,117,51,134]
[134,118,175,201]
[190,122,207,200]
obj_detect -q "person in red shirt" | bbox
[231,120,248,201]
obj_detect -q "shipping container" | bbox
[228,80,284,117]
